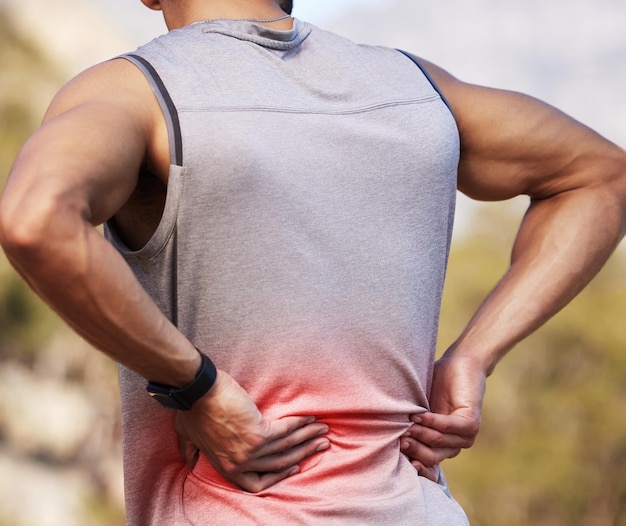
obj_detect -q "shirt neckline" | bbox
[187,18,312,51]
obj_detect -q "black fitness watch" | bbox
[146,350,217,410]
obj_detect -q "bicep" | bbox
[420,59,623,201]
[5,60,152,226]
[16,106,146,223]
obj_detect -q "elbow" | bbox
[0,193,50,260]
[0,188,74,265]
[618,151,626,216]
[583,145,626,241]
[607,148,626,239]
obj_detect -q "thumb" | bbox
[412,461,441,483]
[175,415,200,470]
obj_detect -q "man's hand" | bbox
[175,370,330,493]
[401,353,486,482]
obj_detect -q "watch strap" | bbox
[146,349,217,410]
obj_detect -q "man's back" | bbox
[107,18,467,525]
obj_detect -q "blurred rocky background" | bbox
[0,0,625,525]
[0,1,132,524]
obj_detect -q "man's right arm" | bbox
[0,59,199,384]
[0,59,328,492]
[401,57,626,480]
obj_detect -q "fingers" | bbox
[401,435,461,467]
[248,432,330,473]
[411,412,480,442]
[208,425,329,494]
[215,434,329,493]
[230,426,331,493]
[263,415,321,443]
[234,466,302,494]
[228,419,329,480]
[401,411,480,479]
[410,460,440,483]
[406,419,476,450]
[258,419,329,457]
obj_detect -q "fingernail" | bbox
[317,425,329,435]
[316,440,330,452]
[288,466,300,476]
[400,440,409,450]
[411,416,422,424]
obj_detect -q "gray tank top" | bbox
[106,18,466,526]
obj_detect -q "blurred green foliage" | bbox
[0,9,125,525]
[0,8,57,169]
[440,202,626,526]
[0,7,64,361]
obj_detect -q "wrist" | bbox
[441,343,499,377]
[146,348,217,410]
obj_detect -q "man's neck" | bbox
[163,0,291,31]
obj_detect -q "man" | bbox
[0,0,624,524]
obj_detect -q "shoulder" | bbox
[411,55,626,200]
[44,58,158,127]
[43,57,169,176]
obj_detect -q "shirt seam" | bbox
[177,96,441,116]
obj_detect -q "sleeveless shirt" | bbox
[105,18,468,525]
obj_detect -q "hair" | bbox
[278,0,293,15]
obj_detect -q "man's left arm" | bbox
[401,59,626,480]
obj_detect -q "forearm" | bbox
[448,184,625,374]
[1,203,199,387]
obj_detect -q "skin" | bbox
[0,0,625,493]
